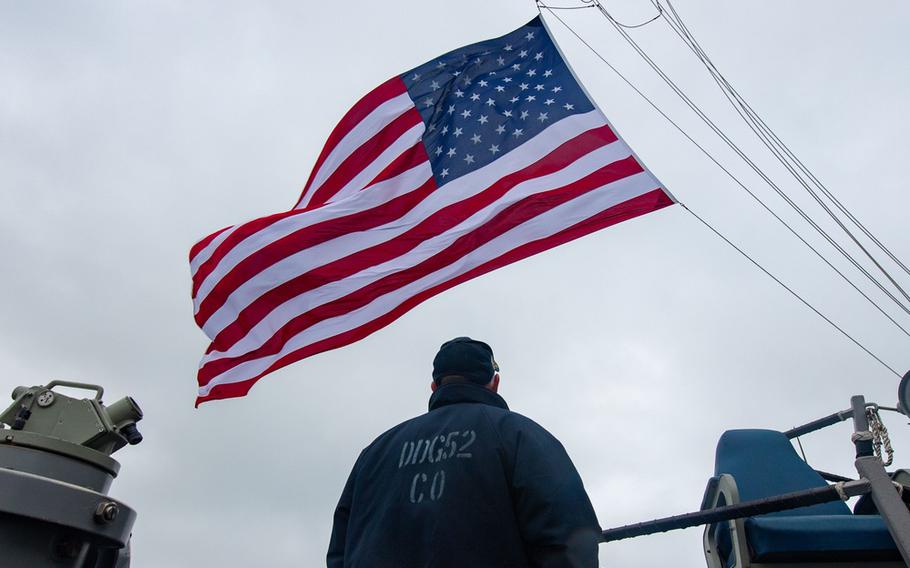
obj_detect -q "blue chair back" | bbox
[714,429,850,517]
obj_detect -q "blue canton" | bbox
[401,17,595,187]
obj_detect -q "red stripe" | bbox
[192,208,308,300]
[189,225,232,264]
[195,188,674,406]
[295,76,407,209]
[194,157,433,330]
[197,153,644,385]
[304,107,423,210]
[198,124,617,344]
[365,142,429,190]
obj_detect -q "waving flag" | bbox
[189,16,674,405]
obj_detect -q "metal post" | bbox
[851,395,874,458]
[855,457,910,563]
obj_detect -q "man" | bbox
[328,337,601,567]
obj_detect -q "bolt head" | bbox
[94,501,119,524]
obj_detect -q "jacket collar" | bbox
[428,383,509,412]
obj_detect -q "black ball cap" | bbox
[432,337,499,385]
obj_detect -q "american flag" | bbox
[189,17,674,405]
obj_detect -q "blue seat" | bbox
[703,429,900,567]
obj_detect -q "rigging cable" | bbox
[537,4,910,340]
[658,0,910,283]
[655,0,910,303]
[580,0,662,28]
[538,6,903,376]
[586,1,910,319]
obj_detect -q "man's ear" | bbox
[430,380,437,392]
[489,373,500,393]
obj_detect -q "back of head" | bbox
[432,337,499,386]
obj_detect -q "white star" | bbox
[428,123,437,132]
[563,103,574,110]
[520,110,529,120]
[453,70,461,77]
[435,146,443,156]
[441,125,449,134]
[463,77,472,86]
[525,95,536,102]
[504,44,513,51]
[478,80,488,87]
[512,128,524,137]
[519,83,529,91]
[478,114,489,124]
[510,96,519,103]
[460,109,472,119]
[497,56,506,65]
[534,52,544,61]
[503,110,513,117]
[489,144,500,154]
[471,133,481,144]
[437,61,446,68]
[537,112,549,122]
[447,147,457,157]
[412,73,421,81]
[454,127,464,137]
[519,50,528,58]
[525,31,535,40]
[464,154,475,164]
[512,63,521,71]
[454,89,465,98]
[552,86,563,93]
[475,57,482,64]
[424,97,433,107]
[470,93,480,102]
[535,84,545,91]
[495,85,505,93]
[526,69,537,77]
[543,69,553,77]
[502,77,513,83]
[447,105,456,114]
[544,98,555,105]
[486,98,496,106]
[440,168,449,177]
[430,80,441,91]
[495,124,506,134]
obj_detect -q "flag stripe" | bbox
[195,160,433,330]
[197,178,668,401]
[190,225,236,276]
[192,159,432,304]
[198,156,646,385]
[193,111,606,317]
[201,172,437,339]
[305,107,424,209]
[201,124,623,354]
[196,188,671,405]
[296,77,409,209]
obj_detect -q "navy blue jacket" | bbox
[327,384,601,567]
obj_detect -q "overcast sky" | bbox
[2,1,908,566]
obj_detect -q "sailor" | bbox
[327,337,601,567]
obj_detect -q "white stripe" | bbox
[190,226,238,278]
[297,91,414,209]
[195,110,605,325]
[193,159,433,315]
[200,139,634,362]
[198,169,660,396]
[324,120,426,204]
